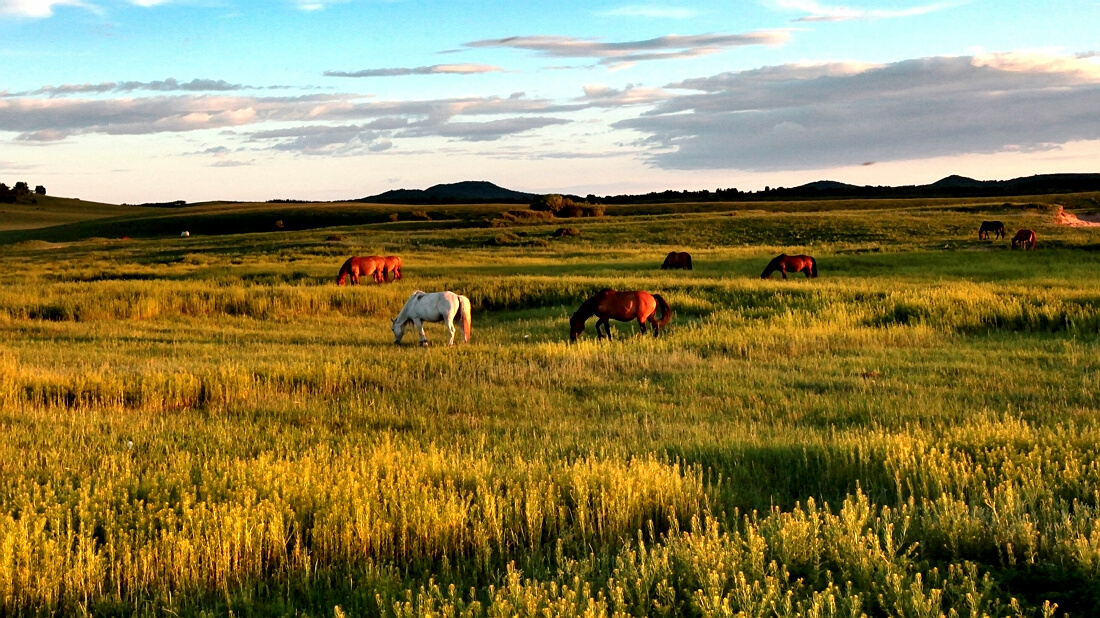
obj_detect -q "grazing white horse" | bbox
[392,290,472,346]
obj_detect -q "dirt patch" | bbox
[1054,206,1100,227]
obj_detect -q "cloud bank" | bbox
[1,52,1095,167]
[616,53,1100,170]
[5,78,249,97]
[465,31,790,66]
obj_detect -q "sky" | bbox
[0,0,1098,203]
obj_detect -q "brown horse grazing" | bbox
[336,256,385,285]
[382,255,403,281]
[761,254,817,279]
[569,289,672,342]
[1012,229,1036,250]
[661,251,693,270]
[978,220,1006,240]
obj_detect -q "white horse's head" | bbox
[392,317,410,344]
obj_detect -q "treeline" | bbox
[0,181,45,203]
[589,173,1100,205]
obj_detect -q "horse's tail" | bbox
[457,294,472,343]
[337,257,353,285]
[653,294,673,330]
[810,257,818,277]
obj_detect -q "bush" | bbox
[530,194,604,218]
[491,210,555,227]
[411,210,431,221]
[551,227,580,237]
[487,232,521,246]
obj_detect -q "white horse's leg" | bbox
[446,317,456,346]
[415,318,429,346]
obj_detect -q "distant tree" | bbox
[34,185,46,195]
[12,181,29,196]
[0,183,12,204]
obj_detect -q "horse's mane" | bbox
[572,289,610,323]
[394,291,427,323]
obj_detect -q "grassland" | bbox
[1,194,1099,616]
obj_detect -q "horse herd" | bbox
[978,221,1037,250]
[340,222,1035,346]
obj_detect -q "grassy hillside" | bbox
[0,194,1099,616]
[0,195,146,231]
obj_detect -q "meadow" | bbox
[1,194,1099,616]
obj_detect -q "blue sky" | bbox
[1,0,1098,202]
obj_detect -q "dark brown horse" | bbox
[978,221,1006,240]
[569,289,672,342]
[336,256,385,285]
[382,255,403,281]
[661,251,693,270]
[761,254,817,279]
[1012,229,1036,250]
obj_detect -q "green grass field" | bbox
[1,194,1099,617]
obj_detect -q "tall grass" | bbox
[0,200,1098,615]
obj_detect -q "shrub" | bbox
[487,232,521,246]
[411,210,431,221]
[530,194,605,218]
[551,227,580,237]
[491,210,555,227]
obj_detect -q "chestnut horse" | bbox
[761,254,817,279]
[382,255,403,281]
[978,220,1006,240]
[661,251,693,270]
[336,256,385,285]
[1012,229,1036,250]
[569,289,672,342]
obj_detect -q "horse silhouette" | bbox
[660,251,693,270]
[978,221,1006,240]
[1012,229,1036,250]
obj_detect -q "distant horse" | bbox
[1012,229,1036,250]
[978,220,1006,240]
[569,289,672,342]
[661,251,693,270]
[382,255,403,281]
[392,290,472,347]
[761,254,817,279]
[336,256,385,285]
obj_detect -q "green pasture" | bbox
[1,195,1099,616]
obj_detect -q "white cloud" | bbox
[465,31,790,66]
[614,53,1100,171]
[5,78,251,97]
[0,0,86,17]
[0,0,179,17]
[775,0,954,22]
[324,64,504,78]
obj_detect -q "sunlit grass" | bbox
[0,197,1099,615]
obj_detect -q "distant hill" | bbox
[359,181,534,205]
[596,173,1100,205]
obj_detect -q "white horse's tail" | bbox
[457,294,472,343]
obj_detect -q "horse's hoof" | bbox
[420,341,429,347]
